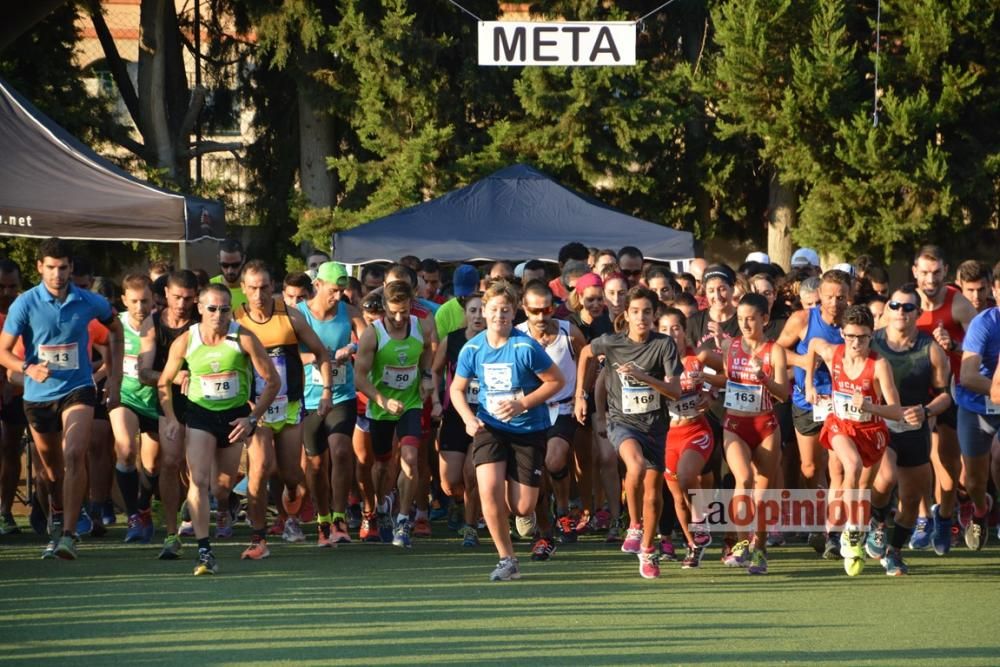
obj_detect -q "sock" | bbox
[318,513,333,525]
[414,509,428,522]
[115,465,140,516]
[871,503,890,524]
[253,528,266,540]
[331,511,345,523]
[378,499,390,514]
[198,537,211,551]
[890,523,912,551]
[396,513,409,526]
[138,473,159,512]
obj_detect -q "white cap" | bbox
[790,247,821,268]
[514,261,527,279]
[745,251,770,264]
[831,262,855,277]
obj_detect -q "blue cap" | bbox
[452,264,479,297]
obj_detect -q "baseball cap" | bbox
[315,262,349,285]
[790,248,821,268]
[830,262,856,278]
[452,264,480,297]
[574,272,603,292]
[745,251,770,264]
[514,261,527,279]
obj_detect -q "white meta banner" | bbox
[478,21,636,67]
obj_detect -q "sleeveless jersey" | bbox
[367,316,425,421]
[667,349,705,421]
[120,312,157,419]
[516,320,576,414]
[916,285,964,380]
[152,311,194,371]
[444,328,477,410]
[236,299,304,402]
[793,307,843,410]
[828,346,880,423]
[723,338,774,414]
[297,300,355,409]
[872,329,932,433]
[186,321,252,411]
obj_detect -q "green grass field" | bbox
[0,522,997,666]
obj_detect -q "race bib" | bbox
[485,389,525,421]
[812,396,833,422]
[833,391,872,423]
[724,381,763,413]
[667,393,701,420]
[547,402,560,426]
[263,395,289,424]
[465,379,480,405]
[382,365,417,390]
[313,364,348,387]
[886,418,920,433]
[622,385,660,415]
[985,397,1000,416]
[38,343,79,371]
[200,372,239,401]
[123,354,139,379]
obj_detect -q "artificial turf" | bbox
[0,522,996,666]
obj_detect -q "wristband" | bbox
[21,361,30,373]
[421,370,433,380]
[349,342,358,354]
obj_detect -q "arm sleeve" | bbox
[1,297,28,337]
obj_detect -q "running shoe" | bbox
[621,526,643,554]
[76,507,93,536]
[692,523,712,548]
[158,534,183,560]
[531,536,556,561]
[88,510,107,538]
[317,522,332,548]
[557,515,578,544]
[880,548,908,576]
[575,511,592,535]
[958,499,974,528]
[489,556,520,581]
[299,495,316,524]
[681,543,705,569]
[330,518,352,544]
[606,517,623,544]
[766,531,785,547]
[392,518,413,548]
[359,512,379,542]
[865,521,887,560]
[841,530,865,576]
[178,520,195,538]
[807,532,827,555]
[41,538,58,559]
[639,549,660,579]
[747,549,768,575]
[282,517,306,543]
[1,511,20,535]
[909,516,932,550]
[429,500,449,522]
[658,535,676,561]
[377,512,394,543]
[101,500,117,526]
[720,536,735,564]
[593,508,611,531]
[54,533,80,560]
[241,535,270,560]
[139,510,155,544]
[514,513,536,540]
[346,504,362,531]
[124,513,144,543]
[193,548,218,576]
[462,525,479,548]
[964,495,993,551]
[931,503,952,556]
[216,512,234,539]
[413,516,432,538]
[724,539,750,568]
[447,502,465,532]
[268,513,287,537]
[822,533,841,560]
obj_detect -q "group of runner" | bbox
[0,238,997,581]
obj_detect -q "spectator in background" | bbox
[594,249,618,276]
[549,242,590,301]
[488,261,515,283]
[419,259,446,305]
[520,260,548,287]
[282,271,313,307]
[361,264,386,296]
[400,255,421,272]
[306,251,330,279]
[617,246,644,288]
[956,259,994,312]
[789,247,822,278]
[148,259,173,283]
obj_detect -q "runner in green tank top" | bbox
[354,280,435,548]
[109,275,161,544]
[159,283,279,576]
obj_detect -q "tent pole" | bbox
[179,241,189,270]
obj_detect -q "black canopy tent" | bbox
[0,77,224,242]
[333,164,694,267]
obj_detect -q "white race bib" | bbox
[465,379,480,405]
[123,354,139,379]
[622,385,660,415]
[886,418,920,433]
[38,343,79,371]
[200,372,239,401]
[812,396,833,422]
[667,393,701,420]
[724,381,763,413]
[833,390,872,423]
[382,365,417,390]
[263,395,289,424]
[485,389,525,421]
[313,364,348,387]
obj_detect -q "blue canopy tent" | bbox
[333,164,694,269]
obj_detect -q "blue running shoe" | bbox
[931,504,952,556]
[102,500,117,526]
[429,501,449,522]
[76,507,93,536]
[865,521,887,559]
[880,548,908,576]
[124,514,144,543]
[909,515,932,550]
[392,518,413,548]
[377,512,394,544]
[140,510,155,544]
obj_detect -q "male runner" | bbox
[210,239,248,310]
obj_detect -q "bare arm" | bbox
[777,310,809,368]
[157,332,189,432]
[289,306,332,414]
[960,351,992,397]
[574,344,595,424]
[137,315,161,387]
[103,317,125,408]
[765,343,789,402]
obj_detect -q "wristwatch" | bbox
[923,405,932,420]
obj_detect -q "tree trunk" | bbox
[767,170,796,269]
[297,87,337,208]
[138,0,177,182]
[681,5,712,237]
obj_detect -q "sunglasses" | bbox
[362,300,384,312]
[887,301,917,313]
[220,262,242,269]
[524,306,554,316]
[203,305,232,313]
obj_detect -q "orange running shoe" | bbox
[359,512,379,542]
[330,518,352,544]
[317,522,334,548]
[413,516,432,538]
[241,535,270,560]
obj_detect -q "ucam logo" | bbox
[478,21,636,67]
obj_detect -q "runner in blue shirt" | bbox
[0,238,123,560]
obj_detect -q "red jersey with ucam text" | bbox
[828,345,881,423]
[723,338,774,415]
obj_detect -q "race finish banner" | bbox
[478,21,636,67]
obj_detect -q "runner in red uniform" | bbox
[805,305,903,576]
[720,294,788,575]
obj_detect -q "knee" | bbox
[330,441,351,467]
[63,442,87,467]
[400,448,418,471]
[677,474,698,493]
[441,479,464,498]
